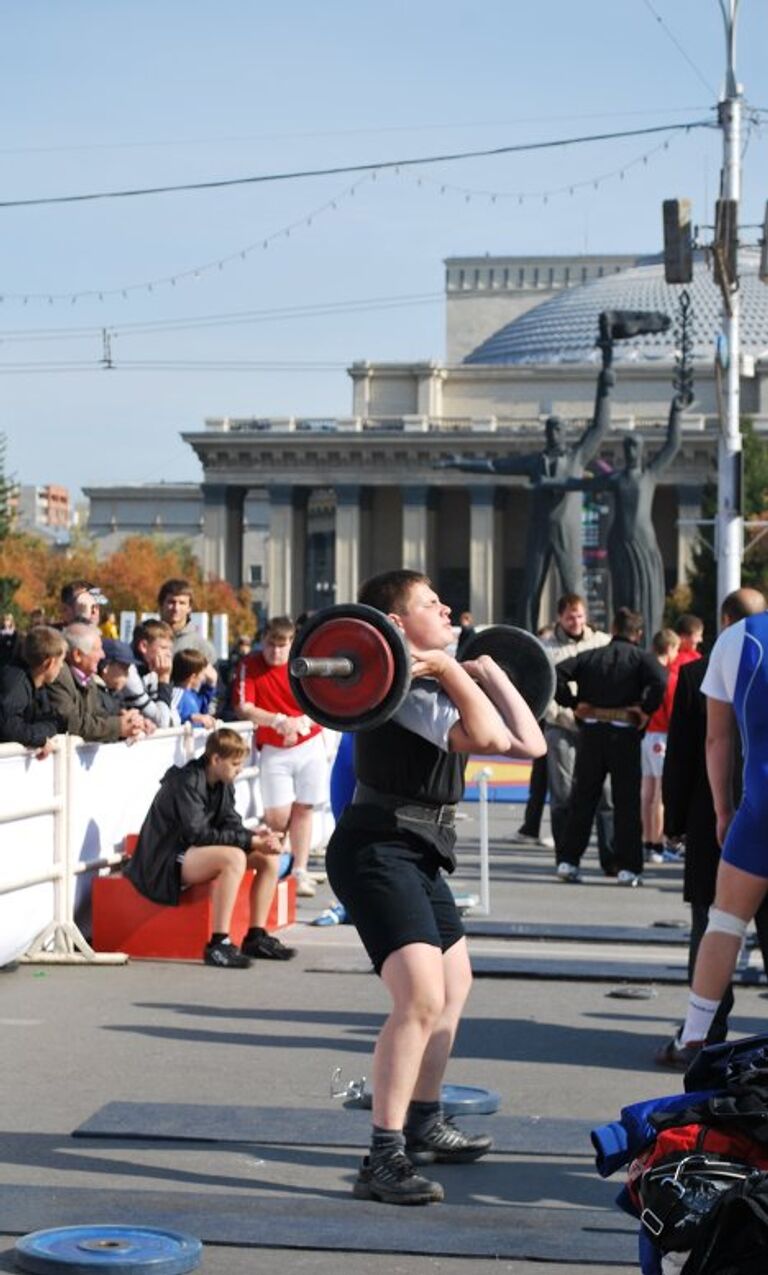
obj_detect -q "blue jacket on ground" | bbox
[590,1088,717,1178]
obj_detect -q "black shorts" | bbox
[326,816,464,974]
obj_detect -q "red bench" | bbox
[92,861,296,961]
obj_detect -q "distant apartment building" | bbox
[14,484,71,542]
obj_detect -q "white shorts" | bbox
[641,731,667,779]
[259,733,329,809]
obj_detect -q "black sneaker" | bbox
[203,939,252,969]
[353,1151,444,1205]
[653,1034,703,1070]
[405,1116,493,1164]
[241,931,297,961]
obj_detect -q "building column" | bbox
[469,486,499,625]
[201,484,245,587]
[677,483,704,587]
[267,486,306,618]
[334,485,361,604]
[402,486,433,572]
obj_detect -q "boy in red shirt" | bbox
[232,616,328,897]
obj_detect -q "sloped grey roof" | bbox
[463,251,768,366]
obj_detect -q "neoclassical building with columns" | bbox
[87,250,768,629]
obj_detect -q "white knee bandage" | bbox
[706,908,748,940]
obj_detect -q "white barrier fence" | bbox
[0,725,333,969]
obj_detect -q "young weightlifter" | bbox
[326,570,546,1205]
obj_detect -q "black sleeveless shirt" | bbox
[348,716,467,870]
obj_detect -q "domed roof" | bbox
[463,251,768,366]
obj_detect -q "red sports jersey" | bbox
[232,652,323,749]
[646,661,679,734]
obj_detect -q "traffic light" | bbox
[663,199,693,284]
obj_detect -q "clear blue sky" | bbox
[2,0,766,497]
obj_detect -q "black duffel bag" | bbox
[682,1169,768,1274]
[638,1152,755,1252]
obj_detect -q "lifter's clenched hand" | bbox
[409,648,453,680]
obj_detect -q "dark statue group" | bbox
[443,309,690,640]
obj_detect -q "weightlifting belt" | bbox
[352,781,457,827]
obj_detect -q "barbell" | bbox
[288,603,556,731]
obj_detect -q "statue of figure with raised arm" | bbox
[437,310,671,632]
[561,392,686,645]
[439,346,613,631]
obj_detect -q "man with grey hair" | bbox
[47,622,144,743]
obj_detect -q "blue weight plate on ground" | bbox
[14,1226,202,1275]
[346,1082,500,1115]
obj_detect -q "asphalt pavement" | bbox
[2,801,766,1274]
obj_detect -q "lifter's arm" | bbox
[410,648,513,754]
[460,654,546,759]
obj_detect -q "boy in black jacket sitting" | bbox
[127,727,294,967]
[0,625,67,758]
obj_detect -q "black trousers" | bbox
[559,724,642,875]
[518,751,548,836]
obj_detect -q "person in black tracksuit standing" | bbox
[553,607,666,887]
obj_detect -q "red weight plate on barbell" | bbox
[298,617,395,719]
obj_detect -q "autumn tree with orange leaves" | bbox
[0,532,255,636]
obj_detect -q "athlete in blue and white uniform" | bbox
[703,611,768,877]
[677,605,768,1051]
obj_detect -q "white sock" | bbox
[679,993,721,1046]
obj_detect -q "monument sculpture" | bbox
[549,392,686,644]
[440,310,671,631]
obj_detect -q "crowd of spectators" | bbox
[0,577,255,751]
[0,577,331,962]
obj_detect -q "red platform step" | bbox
[92,870,296,961]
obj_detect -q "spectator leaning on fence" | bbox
[171,647,217,729]
[47,622,145,743]
[131,619,179,728]
[0,625,67,758]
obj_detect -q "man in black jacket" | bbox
[656,586,768,1067]
[554,607,666,886]
[0,625,66,757]
[127,727,292,967]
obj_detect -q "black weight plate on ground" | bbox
[459,625,556,720]
[14,1226,202,1275]
[289,603,411,731]
[345,1081,501,1114]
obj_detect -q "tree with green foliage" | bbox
[681,420,768,634]
[0,433,16,541]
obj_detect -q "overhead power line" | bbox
[0,292,444,341]
[641,0,718,97]
[0,119,714,209]
[0,105,712,157]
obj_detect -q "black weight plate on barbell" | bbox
[459,625,556,721]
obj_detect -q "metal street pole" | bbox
[717,0,743,602]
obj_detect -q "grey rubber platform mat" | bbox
[464,920,690,944]
[471,955,689,982]
[0,1184,638,1262]
[73,1103,593,1156]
